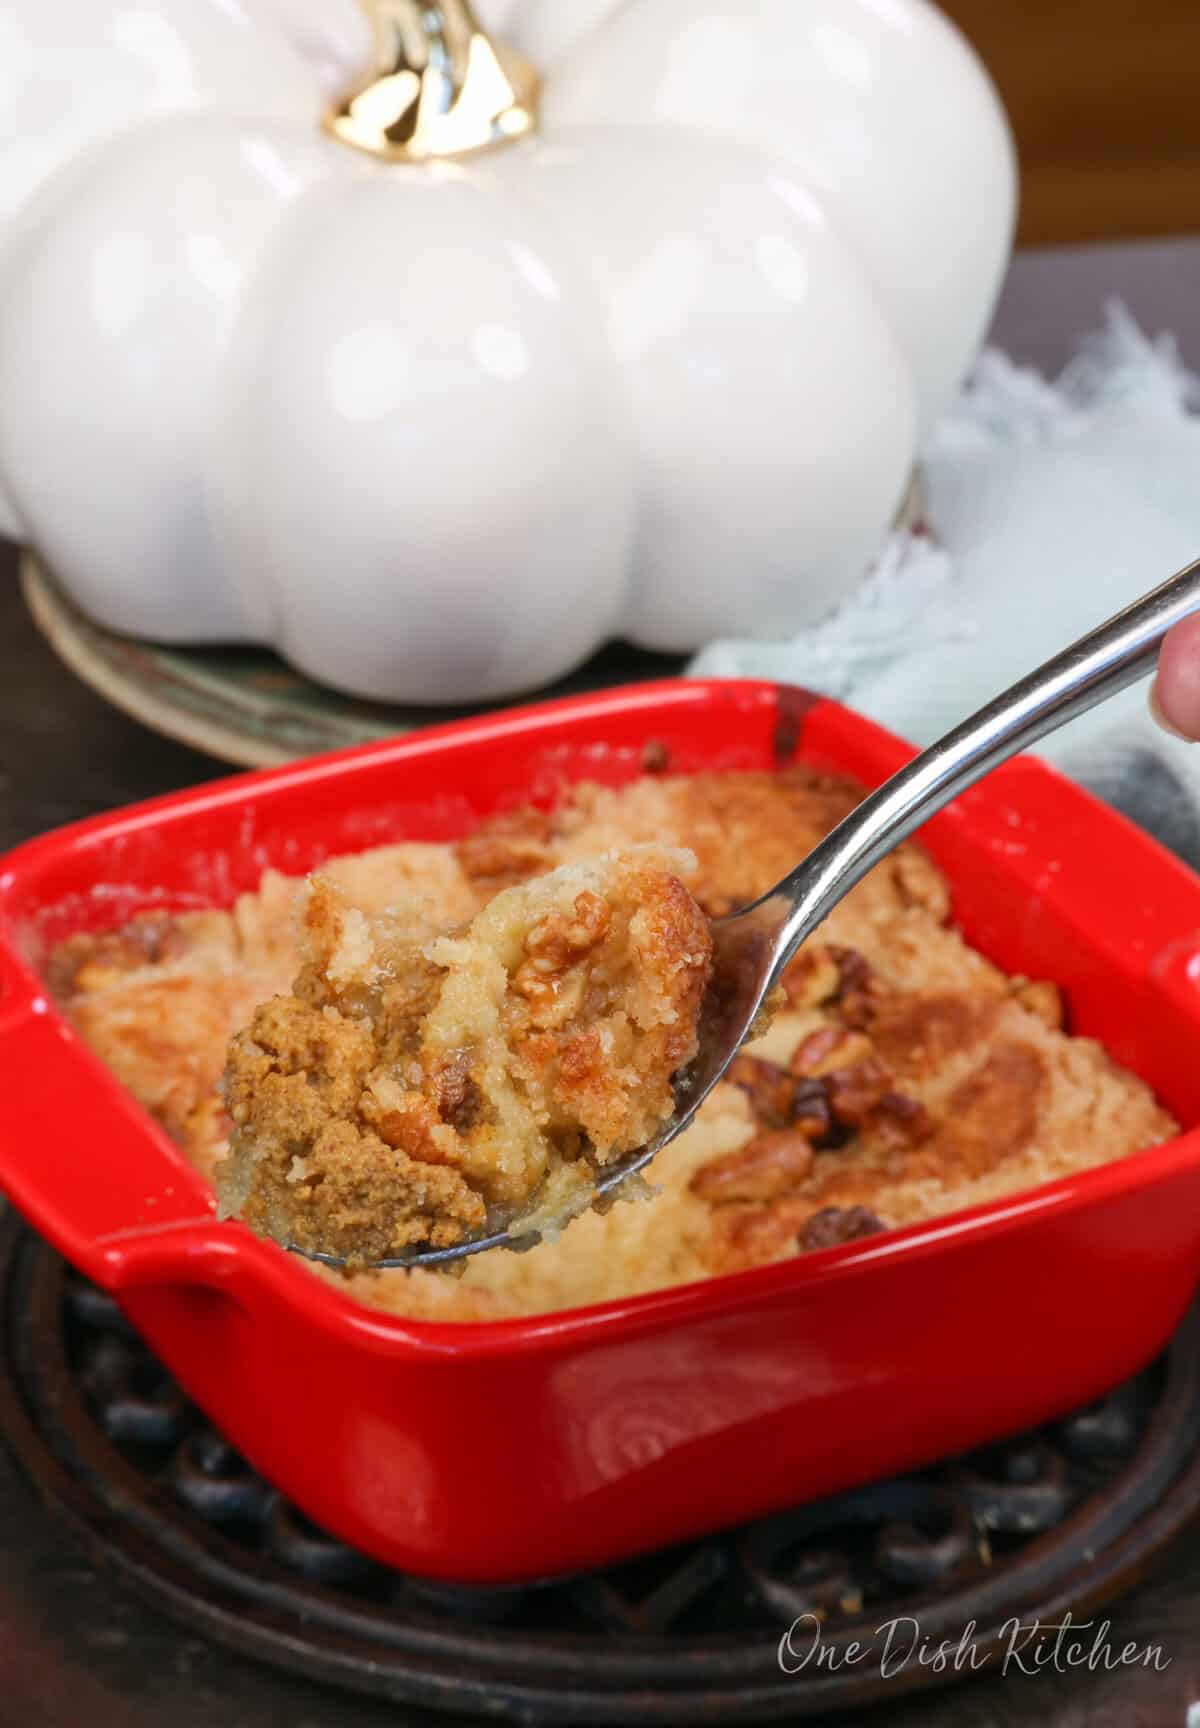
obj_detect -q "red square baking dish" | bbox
[3,678,1200,1586]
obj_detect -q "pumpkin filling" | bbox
[216,852,712,1265]
[45,766,1177,1317]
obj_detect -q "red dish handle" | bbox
[0,993,224,1288]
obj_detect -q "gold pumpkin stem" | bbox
[325,0,540,164]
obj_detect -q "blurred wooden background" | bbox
[941,0,1200,245]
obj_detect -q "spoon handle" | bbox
[770,554,1200,969]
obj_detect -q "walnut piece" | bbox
[788,1026,875,1079]
[690,1130,816,1205]
[799,1206,888,1252]
[780,945,841,1010]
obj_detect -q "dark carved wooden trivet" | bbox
[1,1209,1199,1724]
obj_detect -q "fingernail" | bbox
[1150,681,1195,742]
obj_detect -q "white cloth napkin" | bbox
[690,307,1200,862]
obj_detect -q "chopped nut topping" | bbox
[781,945,841,1009]
[865,1091,935,1150]
[512,889,614,1030]
[707,1201,814,1271]
[690,1130,816,1205]
[375,1092,452,1165]
[789,1026,875,1079]
[434,1052,483,1132]
[792,1079,838,1144]
[799,1206,887,1252]
[455,807,555,892]
[726,1054,799,1128]
[825,1057,895,1127]
[725,1056,841,1146]
[832,946,876,997]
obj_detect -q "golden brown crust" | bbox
[47,912,220,996]
[455,807,556,895]
[553,770,935,921]
[695,949,1172,1282]
[68,971,257,1181]
[866,989,1006,1082]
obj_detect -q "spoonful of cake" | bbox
[220,555,1200,1271]
[218,851,716,1269]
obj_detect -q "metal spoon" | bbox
[298,556,1200,1272]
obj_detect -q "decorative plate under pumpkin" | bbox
[0,0,1014,702]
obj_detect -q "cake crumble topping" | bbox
[46,766,1176,1319]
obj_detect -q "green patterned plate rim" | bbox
[20,470,923,770]
[20,556,680,770]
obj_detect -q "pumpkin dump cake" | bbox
[217,854,712,1264]
[48,767,1176,1319]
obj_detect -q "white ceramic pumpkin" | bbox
[0,0,1015,701]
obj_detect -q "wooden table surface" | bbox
[942,0,1200,246]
